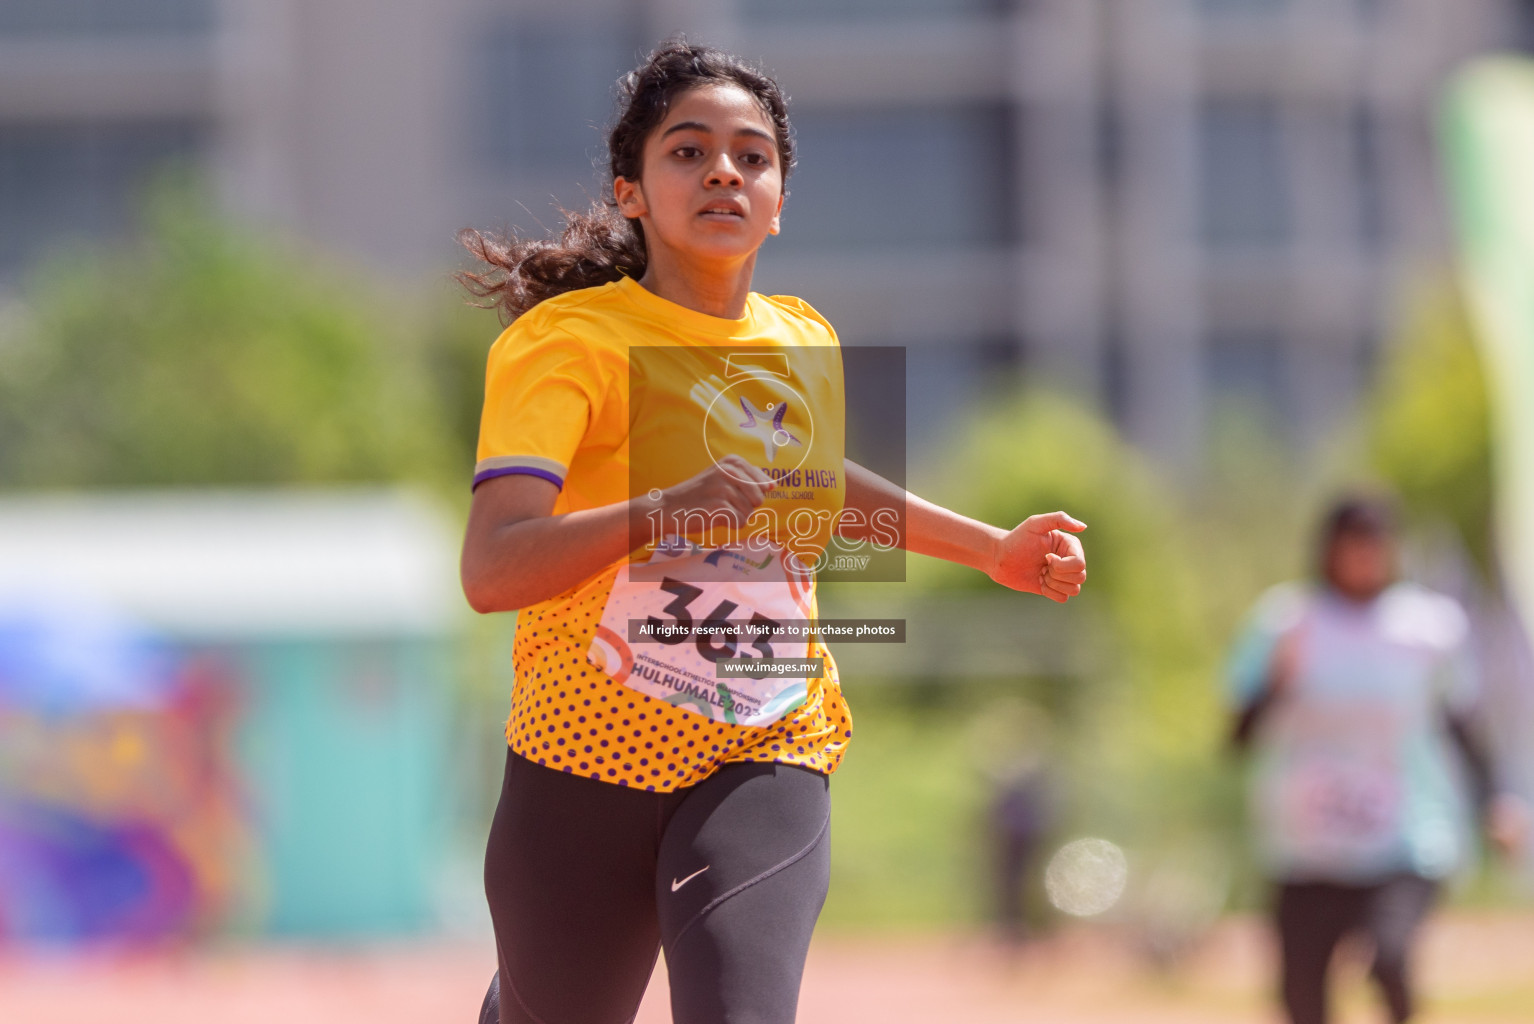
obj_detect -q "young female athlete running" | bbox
[458,40,1088,1024]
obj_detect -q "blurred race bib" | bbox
[1275,753,1403,865]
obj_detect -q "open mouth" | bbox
[699,205,744,219]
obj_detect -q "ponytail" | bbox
[455,207,644,326]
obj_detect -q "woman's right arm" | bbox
[460,455,774,613]
[461,474,648,613]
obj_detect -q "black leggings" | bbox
[480,750,831,1024]
[1276,875,1439,1024]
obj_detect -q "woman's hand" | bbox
[657,454,773,535]
[988,512,1087,603]
[1487,793,1532,861]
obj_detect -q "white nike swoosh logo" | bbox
[671,865,710,892]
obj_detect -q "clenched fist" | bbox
[988,511,1088,603]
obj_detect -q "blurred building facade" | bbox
[1,0,1530,458]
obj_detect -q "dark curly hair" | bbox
[456,39,794,324]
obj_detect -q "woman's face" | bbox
[1325,530,1396,600]
[614,83,784,267]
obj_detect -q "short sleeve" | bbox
[766,294,839,344]
[1226,583,1307,708]
[473,324,603,490]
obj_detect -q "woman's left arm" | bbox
[838,459,1087,603]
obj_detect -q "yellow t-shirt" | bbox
[474,275,853,791]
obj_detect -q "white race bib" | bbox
[1278,755,1402,856]
[587,539,818,726]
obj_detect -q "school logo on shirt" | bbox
[696,352,818,482]
[736,397,802,463]
[630,342,855,577]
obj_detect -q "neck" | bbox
[637,246,757,320]
[1328,581,1388,604]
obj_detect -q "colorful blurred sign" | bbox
[0,591,246,944]
[0,490,461,942]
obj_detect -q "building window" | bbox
[1516,0,1534,52]
[477,17,639,181]
[1351,104,1388,250]
[1096,99,1125,194]
[1351,0,1386,21]
[1204,328,1287,425]
[1198,98,1291,249]
[773,104,1018,250]
[740,0,1014,21]
[1195,0,1290,15]
[0,121,205,277]
[0,0,214,36]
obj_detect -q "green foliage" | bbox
[425,297,503,475]
[0,186,458,491]
[1367,282,1495,572]
[819,696,988,930]
[923,391,1229,835]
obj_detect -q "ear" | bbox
[767,192,783,236]
[614,176,647,220]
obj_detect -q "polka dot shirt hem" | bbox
[504,572,853,792]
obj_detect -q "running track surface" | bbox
[3,913,1531,1024]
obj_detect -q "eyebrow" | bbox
[659,120,775,144]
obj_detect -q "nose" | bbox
[704,153,743,188]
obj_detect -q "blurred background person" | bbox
[1227,494,1530,1024]
[972,699,1058,950]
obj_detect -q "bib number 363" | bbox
[587,541,816,726]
